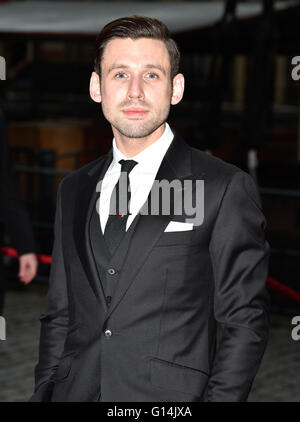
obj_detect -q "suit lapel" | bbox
[103,132,196,322]
[73,149,113,308]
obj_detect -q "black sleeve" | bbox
[29,181,68,401]
[205,170,270,401]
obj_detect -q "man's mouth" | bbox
[122,108,149,118]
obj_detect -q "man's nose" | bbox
[127,75,144,99]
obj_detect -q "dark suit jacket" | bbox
[30,130,270,402]
[0,110,36,256]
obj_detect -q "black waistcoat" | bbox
[88,192,140,307]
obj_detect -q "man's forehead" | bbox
[102,37,170,64]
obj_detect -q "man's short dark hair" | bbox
[93,15,180,81]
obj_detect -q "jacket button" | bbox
[107,268,116,275]
[104,329,112,337]
[106,296,112,305]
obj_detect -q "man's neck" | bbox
[113,123,166,158]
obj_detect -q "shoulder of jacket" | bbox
[189,146,245,182]
[57,154,108,191]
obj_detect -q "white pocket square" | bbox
[164,221,193,232]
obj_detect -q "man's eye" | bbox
[115,72,127,79]
[146,73,158,79]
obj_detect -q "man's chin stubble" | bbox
[111,119,166,139]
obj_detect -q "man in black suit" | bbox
[0,109,38,315]
[30,16,270,402]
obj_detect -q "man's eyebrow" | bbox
[107,64,128,73]
[107,64,167,76]
[143,64,166,75]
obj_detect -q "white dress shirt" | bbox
[98,122,174,234]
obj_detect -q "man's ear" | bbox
[89,71,101,103]
[171,73,184,105]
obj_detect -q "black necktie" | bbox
[104,159,138,254]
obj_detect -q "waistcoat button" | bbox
[107,268,116,275]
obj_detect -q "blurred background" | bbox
[0,0,300,402]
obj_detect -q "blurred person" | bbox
[30,16,270,402]
[0,108,38,315]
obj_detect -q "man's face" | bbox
[90,37,184,139]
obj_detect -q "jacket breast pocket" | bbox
[51,353,75,383]
[150,357,209,398]
[156,229,194,246]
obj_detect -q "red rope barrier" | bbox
[1,246,300,304]
[1,247,52,265]
[266,276,300,304]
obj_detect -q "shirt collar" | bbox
[111,122,174,170]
